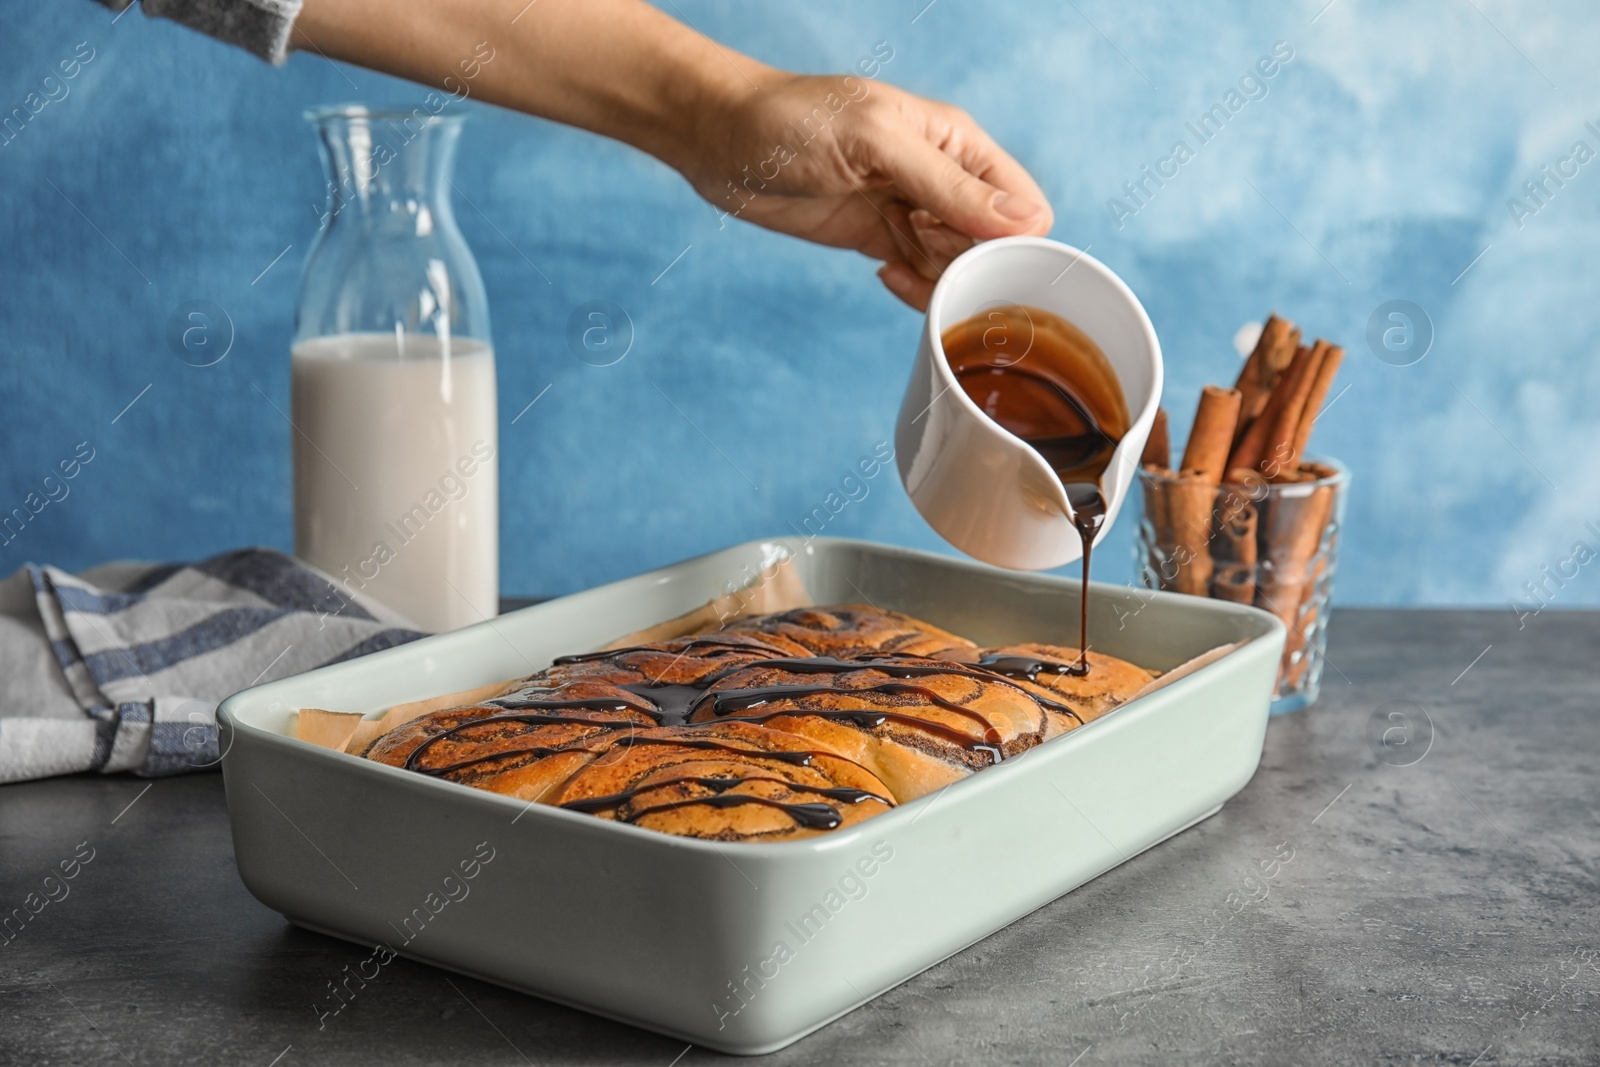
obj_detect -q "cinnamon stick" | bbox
[1234,315,1300,432]
[1208,501,1258,604]
[1228,342,1312,475]
[1288,344,1344,467]
[1279,463,1341,689]
[1149,311,1345,637]
[1281,569,1328,690]
[1223,466,1262,488]
[1158,386,1243,593]
[1265,326,1300,380]
[1214,499,1257,563]
[1211,566,1255,604]
[1256,477,1334,668]
[1142,407,1171,469]
[1165,473,1218,596]
[1260,341,1327,480]
[1179,386,1242,484]
[1300,461,1340,482]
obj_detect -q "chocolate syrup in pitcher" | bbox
[942,305,1130,675]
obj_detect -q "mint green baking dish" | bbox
[217,537,1284,1055]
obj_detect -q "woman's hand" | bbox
[682,72,1053,310]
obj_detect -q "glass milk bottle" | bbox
[293,106,498,632]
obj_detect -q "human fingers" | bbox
[909,207,975,277]
[942,117,1054,238]
[877,261,934,311]
[856,100,1050,241]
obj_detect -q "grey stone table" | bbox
[2,608,1597,1065]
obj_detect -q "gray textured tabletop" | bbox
[2,608,1597,1065]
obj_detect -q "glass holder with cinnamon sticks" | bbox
[1134,313,1350,713]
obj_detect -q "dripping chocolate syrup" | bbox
[942,304,1130,677]
[1061,484,1107,677]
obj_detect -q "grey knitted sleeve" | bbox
[97,0,305,66]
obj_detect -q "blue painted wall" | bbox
[2,1,1595,609]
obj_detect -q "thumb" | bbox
[866,131,1047,240]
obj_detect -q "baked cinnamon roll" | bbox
[947,643,1155,734]
[544,720,894,841]
[483,632,812,730]
[536,631,812,691]
[723,605,975,659]
[362,678,655,801]
[357,606,1165,841]
[686,654,1049,801]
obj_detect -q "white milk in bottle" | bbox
[295,106,497,629]
[291,333,498,632]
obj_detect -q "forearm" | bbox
[292,0,771,174]
[287,0,1052,311]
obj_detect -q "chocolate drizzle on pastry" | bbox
[974,653,1082,683]
[363,604,1155,841]
[700,655,1087,727]
[559,774,888,831]
[560,775,888,812]
[617,795,847,830]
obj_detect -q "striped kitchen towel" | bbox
[0,548,426,784]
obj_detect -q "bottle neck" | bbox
[314,112,464,231]
[297,108,490,345]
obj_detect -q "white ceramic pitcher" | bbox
[894,237,1163,571]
